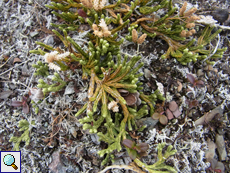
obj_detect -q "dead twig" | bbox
[0,59,33,76]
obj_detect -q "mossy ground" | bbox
[0,0,230,172]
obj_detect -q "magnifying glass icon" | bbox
[3,154,18,170]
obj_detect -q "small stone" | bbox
[217,128,225,135]
[212,9,229,23]
[49,151,66,173]
[64,82,75,95]
[136,117,158,131]
[169,101,178,112]
[118,89,129,97]
[197,69,204,77]
[90,133,100,145]
[172,109,182,118]
[204,65,214,71]
[44,35,54,46]
[166,66,171,71]
[166,109,174,120]
[205,139,216,162]
[144,69,151,79]
[44,122,48,127]
[159,114,168,125]
[0,90,13,99]
[175,93,181,97]
[215,134,227,161]
[177,81,183,92]
[30,31,39,37]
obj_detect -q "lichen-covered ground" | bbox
[0,0,229,172]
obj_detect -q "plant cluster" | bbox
[24,0,226,170]
[10,120,35,151]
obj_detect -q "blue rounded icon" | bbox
[3,154,15,166]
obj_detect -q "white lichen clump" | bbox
[196,15,218,26]
[108,101,119,112]
[80,0,107,11]
[92,19,111,37]
[44,51,70,70]
[93,0,107,11]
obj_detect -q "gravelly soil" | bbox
[0,0,230,173]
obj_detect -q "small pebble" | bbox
[215,134,227,161]
[212,9,229,23]
[136,117,158,131]
[144,69,151,79]
[30,31,39,37]
[197,69,204,77]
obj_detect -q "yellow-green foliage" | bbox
[134,143,177,173]
[10,120,35,151]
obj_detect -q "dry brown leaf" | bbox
[152,113,160,120]
[159,115,168,125]
[13,58,22,64]
[177,80,183,92]
[124,94,137,106]
[0,90,13,99]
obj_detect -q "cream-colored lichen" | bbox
[108,100,119,112]
[44,51,70,70]
[92,19,111,37]
[196,15,218,26]
[93,0,107,11]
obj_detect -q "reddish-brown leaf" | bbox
[188,100,198,108]
[77,9,87,18]
[136,143,149,153]
[122,139,135,149]
[13,58,22,64]
[187,74,196,85]
[166,109,174,120]
[195,80,204,88]
[0,90,13,99]
[11,100,23,107]
[23,104,29,114]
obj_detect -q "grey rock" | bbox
[197,69,204,77]
[215,134,227,161]
[136,117,158,131]
[30,31,39,37]
[144,69,151,79]
[195,106,224,126]
[64,82,75,95]
[49,151,66,173]
[44,35,54,46]
[90,133,100,145]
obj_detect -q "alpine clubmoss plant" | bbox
[10,119,35,151]
[28,0,225,169]
[134,143,177,173]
